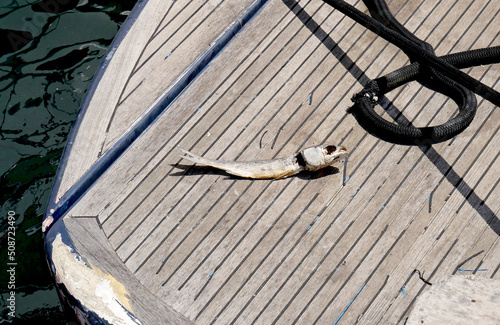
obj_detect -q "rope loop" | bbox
[321,0,500,145]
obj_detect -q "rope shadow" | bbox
[284,0,500,235]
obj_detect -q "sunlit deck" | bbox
[44,0,500,324]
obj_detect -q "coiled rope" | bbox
[321,0,500,145]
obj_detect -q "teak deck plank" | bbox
[56,0,254,198]
[61,0,500,324]
[63,216,193,325]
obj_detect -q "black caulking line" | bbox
[155,181,239,274]
[176,180,273,290]
[452,250,484,275]
[491,262,500,279]
[45,0,272,233]
[399,239,458,323]
[271,128,282,149]
[103,0,303,227]
[259,130,268,148]
[70,216,98,219]
[361,275,390,318]
[435,228,446,241]
[156,180,250,276]
[252,214,356,324]
[194,180,303,315]
[161,181,255,287]
[472,261,485,275]
[141,0,328,232]
[137,0,335,270]
[212,194,319,325]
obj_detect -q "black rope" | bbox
[321,0,500,145]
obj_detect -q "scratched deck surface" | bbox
[55,0,255,198]
[62,0,500,324]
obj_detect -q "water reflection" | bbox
[0,0,135,322]
[31,0,80,14]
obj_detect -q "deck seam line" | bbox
[192,178,296,302]
[114,0,228,110]
[239,1,500,318]
[109,0,178,124]
[211,193,320,324]
[101,0,312,227]
[44,0,272,232]
[195,181,310,320]
[110,0,338,250]
[159,180,255,285]
[176,181,273,290]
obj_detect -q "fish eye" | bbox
[325,145,337,154]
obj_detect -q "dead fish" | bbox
[178,145,348,179]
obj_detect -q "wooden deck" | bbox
[49,0,500,324]
[55,0,256,198]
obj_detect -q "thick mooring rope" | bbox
[322,0,500,145]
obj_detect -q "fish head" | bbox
[301,145,348,171]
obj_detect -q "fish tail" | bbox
[178,148,250,176]
[178,147,215,166]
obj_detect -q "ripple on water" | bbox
[0,1,135,322]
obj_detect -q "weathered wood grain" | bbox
[62,0,500,323]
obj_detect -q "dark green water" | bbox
[1,0,136,322]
